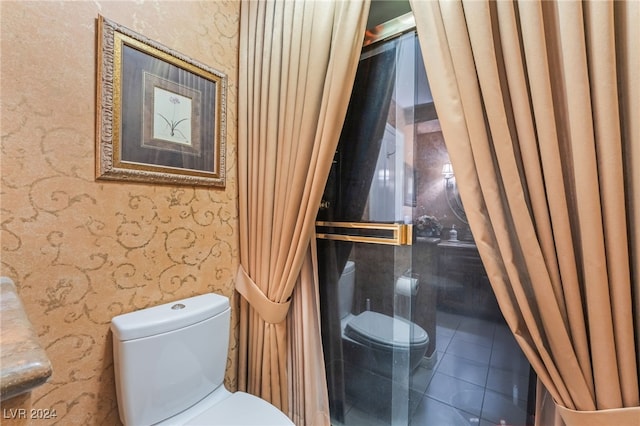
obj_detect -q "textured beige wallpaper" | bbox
[1,1,240,424]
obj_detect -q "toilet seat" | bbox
[185,392,294,425]
[345,310,429,350]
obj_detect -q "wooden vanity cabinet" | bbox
[436,240,502,321]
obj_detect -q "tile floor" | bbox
[337,310,533,426]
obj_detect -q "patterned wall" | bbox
[1,1,240,424]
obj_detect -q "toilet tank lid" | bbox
[111,293,229,341]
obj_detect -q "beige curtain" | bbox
[410,1,640,425]
[237,1,369,424]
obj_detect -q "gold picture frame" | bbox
[96,15,226,187]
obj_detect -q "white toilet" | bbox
[338,261,429,377]
[111,293,295,426]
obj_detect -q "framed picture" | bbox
[96,15,226,187]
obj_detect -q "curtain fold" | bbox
[287,240,327,426]
[237,1,369,423]
[410,0,639,425]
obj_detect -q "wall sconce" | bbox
[442,162,454,188]
[442,161,468,224]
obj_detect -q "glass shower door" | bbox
[317,29,425,426]
[318,12,535,425]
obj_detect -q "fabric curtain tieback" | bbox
[236,265,291,324]
[555,402,640,426]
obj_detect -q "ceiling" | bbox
[366,0,412,29]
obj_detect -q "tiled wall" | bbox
[1,2,240,424]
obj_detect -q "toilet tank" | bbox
[338,261,355,319]
[111,293,230,426]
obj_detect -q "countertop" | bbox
[0,277,52,401]
[415,236,441,245]
[437,239,478,249]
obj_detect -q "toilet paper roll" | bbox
[395,275,419,296]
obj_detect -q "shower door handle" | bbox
[315,221,413,246]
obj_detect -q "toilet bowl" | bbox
[339,261,429,377]
[111,293,294,426]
